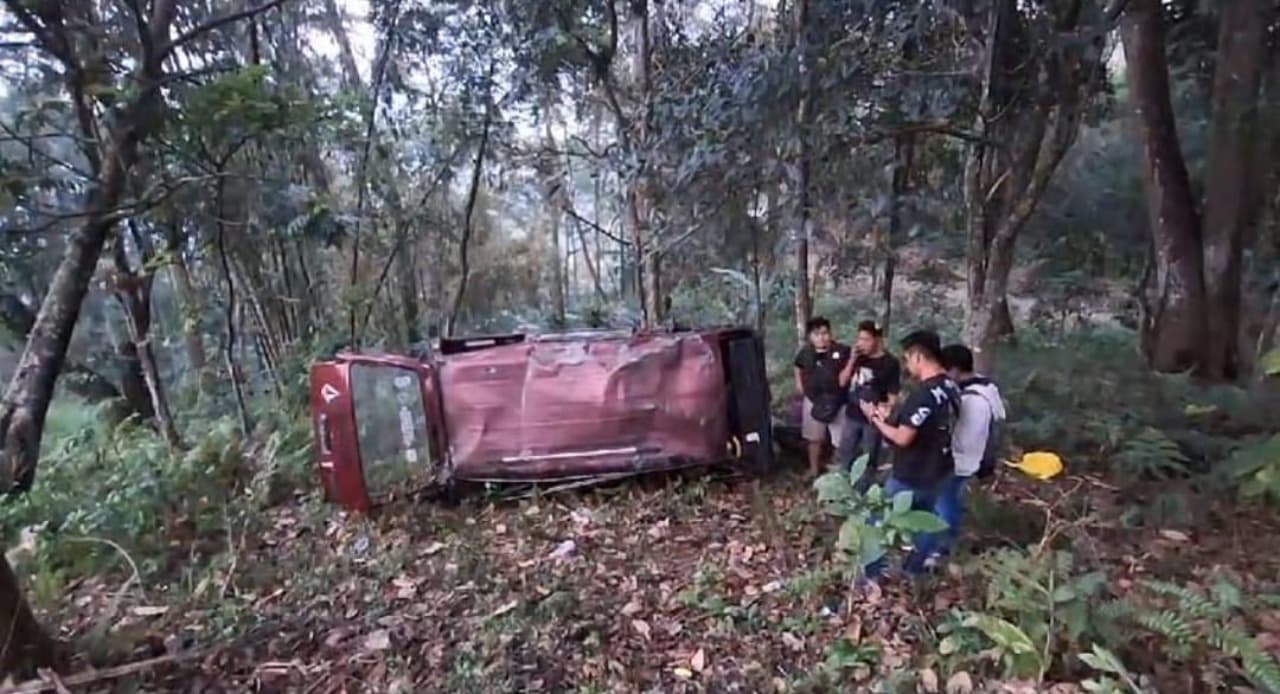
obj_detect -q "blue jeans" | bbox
[933,474,970,557]
[864,476,947,578]
[837,417,883,493]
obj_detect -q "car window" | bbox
[350,364,434,497]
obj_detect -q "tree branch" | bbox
[160,0,290,59]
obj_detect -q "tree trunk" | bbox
[881,134,914,334]
[625,0,661,329]
[216,178,253,438]
[164,228,208,388]
[0,293,127,407]
[447,102,493,337]
[541,96,568,327]
[0,553,59,677]
[1121,0,1209,374]
[1200,0,1271,380]
[791,0,813,346]
[113,241,182,451]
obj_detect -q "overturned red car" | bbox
[310,328,774,510]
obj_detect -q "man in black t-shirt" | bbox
[836,320,901,490]
[858,329,960,577]
[793,317,853,477]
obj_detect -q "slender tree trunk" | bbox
[1200,0,1271,380]
[216,178,253,438]
[447,102,493,337]
[164,227,208,388]
[113,241,182,451]
[881,134,914,334]
[1121,0,1209,374]
[541,95,568,327]
[624,0,661,329]
[791,0,814,346]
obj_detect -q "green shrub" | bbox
[1,395,314,580]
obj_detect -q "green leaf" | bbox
[891,489,913,515]
[938,635,960,656]
[848,453,870,483]
[962,613,1040,658]
[835,517,862,553]
[1079,644,1129,676]
[1262,349,1280,377]
[896,510,949,533]
[814,471,853,504]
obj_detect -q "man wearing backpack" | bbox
[937,343,1007,556]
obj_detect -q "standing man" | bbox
[858,330,959,577]
[937,343,1006,556]
[794,317,853,477]
[837,320,901,491]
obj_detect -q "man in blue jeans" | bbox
[836,320,901,492]
[935,343,1006,558]
[858,330,960,578]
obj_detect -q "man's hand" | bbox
[858,399,878,420]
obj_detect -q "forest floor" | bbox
[28,453,1280,693]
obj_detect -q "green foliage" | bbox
[814,455,947,577]
[1224,434,1280,503]
[1,397,314,581]
[1114,428,1191,482]
[1106,577,1280,692]
[941,547,1111,680]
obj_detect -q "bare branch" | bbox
[160,0,290,59]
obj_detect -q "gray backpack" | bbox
[962,385,1003,478]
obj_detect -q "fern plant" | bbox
[1114,428,1191,482]
[1112,577,1280,692]
[941,547,1112,680]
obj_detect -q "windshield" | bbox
[350,364,434,497]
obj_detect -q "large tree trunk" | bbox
[963,0,1092,373]
[0,294,128,407]
[791,0,814,346]
[1200,0,1272,380]
[1121,0,1209,374]
[0,553,59,677]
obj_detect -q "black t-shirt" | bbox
[889,374,961,488]
[847,352,902,421]
[793,343,851,403]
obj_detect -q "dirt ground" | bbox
[25,459,1280,693]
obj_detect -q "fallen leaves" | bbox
[690,647,706,673]
[946,670,975,694]
[631,619,651,640]
[361,630,391,652]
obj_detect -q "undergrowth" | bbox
[1,395,314,599]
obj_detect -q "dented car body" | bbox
[310,328,774,509]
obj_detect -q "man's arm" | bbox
[794,366,805,395]
[859,399,918,447]
[838,354,856,388]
